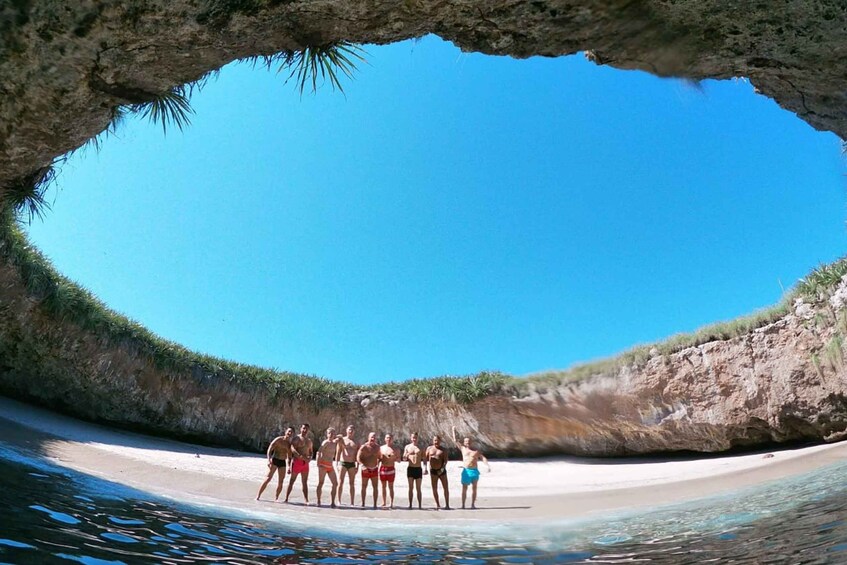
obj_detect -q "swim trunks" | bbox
[407,466,423,480]
[341,461,356,469]
[271,457,287,468]
[291,458,309,475]
[430,467,446,478]
[379,465,396,483]
[362,466,378,479]
[461,468,480,485]
[318,460,334,471]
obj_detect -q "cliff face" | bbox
[3,232,846,456]
[2,1,847,191]
[3,2,847,456]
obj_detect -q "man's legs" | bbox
[430,475,441,509]
[370,476,378,508]
[346,468,356,505]
[415,478,422,509]
[387,480,395,508]
[329,470,339,507]
[339,467,353,504]
[316,467,326,506]
[360,473,368,507]
[300,471,310,504]
[471,480,478,509]
[256,465,276,500]
[461,483,468,509]
[439,475,451,509]
[284,471,298,502]
[274,467,285,500]
[380,480,387,507]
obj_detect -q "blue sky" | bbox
[26,36,846,385]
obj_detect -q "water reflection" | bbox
[2,445,847,563]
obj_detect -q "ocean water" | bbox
[2,444,847,564]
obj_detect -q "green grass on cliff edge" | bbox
[1,207,844,404]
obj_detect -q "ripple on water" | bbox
[593,534,634,546]
[55,554,126,565]
[0,539,35,549]
[100,532,138,544]
[28,504,80,525]
[107,516,144,526]
[7,452,847,563]
[164,522,220,541]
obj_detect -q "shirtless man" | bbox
[356,432,380,508]
[337,425,359,505]
[315,427,342,507]
[256,426,294,501]
[423,435,450,510]
[378,433,401,508]
[452,425,491,509]
[284,423,313,504]
[402,432,424,509]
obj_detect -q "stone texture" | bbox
[2,1,847,192]
[2,1,847,456]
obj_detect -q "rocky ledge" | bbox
[2,1,847,191]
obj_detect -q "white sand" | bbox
[2,395,846,526]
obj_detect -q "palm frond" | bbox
[279,42,366,96]
[5,165,59,224]
[129,86,194,134]
[83,106,130,153]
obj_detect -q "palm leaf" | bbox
[5,165,58,223]
[129,86,194,134]
[279,42,366,95]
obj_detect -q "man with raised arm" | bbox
[423,434,450,510]
[451,425,491,509]
[284,423,313,505]
[256,426,294,501]
[357,432,380,508]
[378,433,401,508]
[403,432,424,509]
[315,427,342,508]
[337,424,359,505]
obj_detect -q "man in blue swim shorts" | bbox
[452,426,491,509]
[461,467,480,486]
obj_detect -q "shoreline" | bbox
[2,396,847,528]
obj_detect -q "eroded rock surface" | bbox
[2,1,847,192]
[2,226,847,457]
[2,2,847,456]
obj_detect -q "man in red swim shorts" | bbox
[284,423,313,505]
[378,433,401,508]
[357,432,380,508]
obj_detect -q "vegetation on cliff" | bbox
[4,190,846,408]
[0,208,512,407]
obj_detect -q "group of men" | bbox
[256,424,490,510]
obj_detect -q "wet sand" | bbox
[2,396,847,526]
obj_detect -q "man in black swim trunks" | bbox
[424,435,450,510]
[403,432,424,509]
[256,427,294,501]
[337,425,359,505]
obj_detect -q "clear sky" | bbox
[25,36,847,386]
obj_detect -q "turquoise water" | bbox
[3,443,847,563]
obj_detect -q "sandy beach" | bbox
[2,395,847,530]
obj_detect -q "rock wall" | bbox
[2,1,847,191]
[3,231,847,456]
[3,1,847,456]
